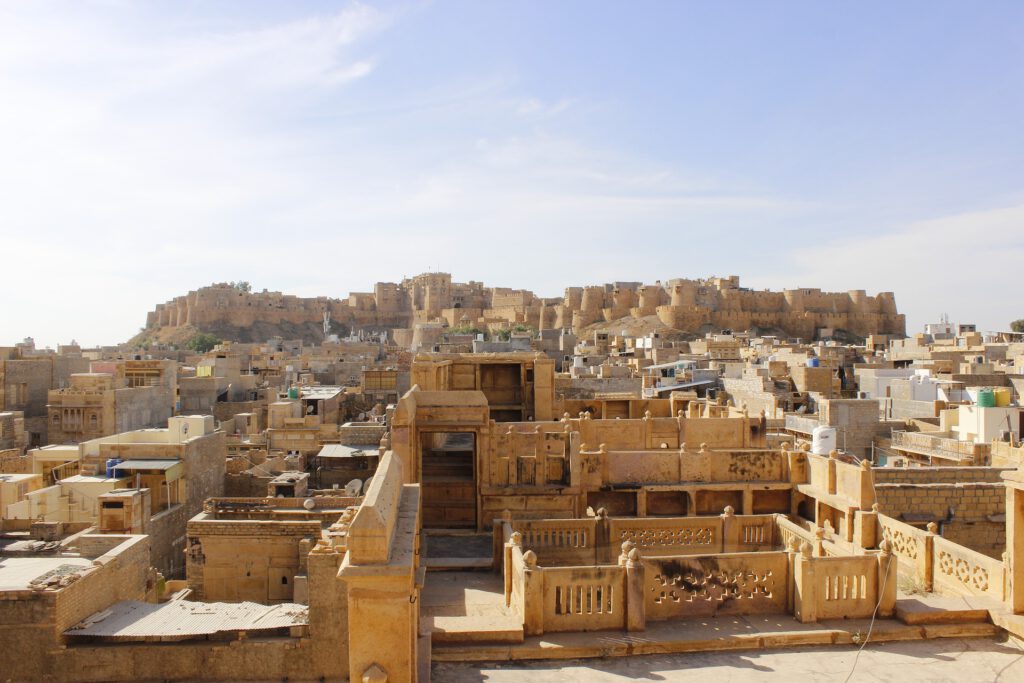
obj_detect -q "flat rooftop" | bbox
[65,600,307,641]
[0,556,93,591]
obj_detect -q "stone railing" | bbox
[874,513,1006,601]
[785,414,821,435]
[794,549,895,622]
[503,531,895,634]
[802,451,875,512]
[890,431,989,464]
[991,440,1024,468]
[497,509,778,566]
[877,514,933,590]
[644,551,789,620]
[776,515,817,550]
[497,518,598,566]
[932,536,1005,601]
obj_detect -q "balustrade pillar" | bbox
[877,539,897,617]
[793,542,817,623]
[1003,470,1024,613]
[522,550,544,636]
[621,542,646,632]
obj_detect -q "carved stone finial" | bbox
[829,449,839,459]
[860,458,872,470]
[722,505,735,518]
[871,502,880,513]
[644,410,652,420]
[362,664,387,683]
[781,441,792,452]
[926,521,938,535]
[677,410,684,418]
[562,412,571,422]
[621,539,635,555]
[510,531,522,546]
[699,442,708,453]
[786,536,800,553]
[598,443,608,454]
[815,526,825,539]
[627,547,640,566]
[878,538,891,555]
[596,506,608,519]
[580,443,590,452]
[523,550,538,568]
[800,541,813,558]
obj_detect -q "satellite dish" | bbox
[345,479,363,497]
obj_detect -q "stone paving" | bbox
[433,636,1024,682]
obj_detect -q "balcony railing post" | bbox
[621,542,646,632]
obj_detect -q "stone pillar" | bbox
[620,541,646,632]
[307,542,348,680]
[522,550,544,636]
[877,539,897,618]
[595,509,614,565]
[1003,470,1024,613]
[720,505,736,553]
[793,542,817,623]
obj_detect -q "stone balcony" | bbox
[890,430,990,465]
[784,414,821,435]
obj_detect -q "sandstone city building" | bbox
[4,276,1024,682]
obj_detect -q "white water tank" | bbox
[812,426,837,455]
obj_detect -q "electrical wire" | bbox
[843,438,898,683]
[843,549,894,683]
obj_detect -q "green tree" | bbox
[1011,319,1024,333]
[448,326,486,336]
[186,332,221,353]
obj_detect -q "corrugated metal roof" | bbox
[65,600,308,641]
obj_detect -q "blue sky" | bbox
[1,1,1022,346]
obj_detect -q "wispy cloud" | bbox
[515,97,574,117]
[0,3,817,347]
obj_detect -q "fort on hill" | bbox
[140,273,905,346]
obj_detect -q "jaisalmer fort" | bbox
[3,3,1023,682]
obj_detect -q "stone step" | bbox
[431,615,524,646]
[895,596,993,625]
[430,617,1000,663]
[426,556,493,571]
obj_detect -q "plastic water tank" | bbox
[806,357,821,368]
[811,426,837,455]
[993,387,1012,407]
[287,387,299,399]
[977,388,996,407]
[105,458,122,479]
